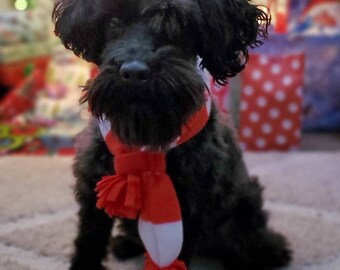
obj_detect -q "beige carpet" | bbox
[1,153,340,270]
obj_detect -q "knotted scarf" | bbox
[96,95,211,270]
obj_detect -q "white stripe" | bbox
[205,93,212,115]
[169,137,180,149]
[138,218,183,268]
[98,116,111,138]
[196,57,211,86]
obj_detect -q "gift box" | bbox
[0,10,50,46]
[0,122,79,156]
[290,0,340,36]
[0,56,50,87]
[0,70,46,121]
[252,0,291,33]
[290,0,340,131]
[239,52,304,151]
[302,36,340,131]
[0,39,52,64]
[0,123,47,156]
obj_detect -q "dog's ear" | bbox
[196,0,270,85]
[52,0,113,64]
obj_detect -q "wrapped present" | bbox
[252,0,291,33]
[0,39,53,64]
[290,0,340,131]
[290,0,340,36]
[0,10,50,46]
[302,36,340,131]
[0,70,45,121]
[0,123,47,156]
[239,52,304,151]
[0,122,78,156]
[39,122,82,149]
[0,56,50,87]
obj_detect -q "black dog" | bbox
[53,0,291,269]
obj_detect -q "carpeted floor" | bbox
[1,152,340,270]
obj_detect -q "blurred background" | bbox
[0,1,340,270]
[0,0,91,156]
[0,0,339,155]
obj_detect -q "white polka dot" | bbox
[263,81,274,92]
[269,108,280,119]
[256,138,267,149]
[241,101,248,111]
[275,91,286,102]
[252,69,262,81]
[282,75,293,86]
[271,64,282,75]
[289,102,299,113]
[292,59,301,70]
[282,119,293,130]
[257,96,268,108]
[242,127,253,138]
[276,135,287,145]
[261,123,272,134]
[244,85,254,96]
[259,56,269,65]
[250,112,260,123]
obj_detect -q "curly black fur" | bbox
[53,0,290,269]
[82,27,205,148]
[196,0,270,84]
[53,0,270,82]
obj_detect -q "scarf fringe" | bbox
[96,174,142,219]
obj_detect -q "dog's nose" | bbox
[119,61,150,83]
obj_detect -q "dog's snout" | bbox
[119,61,150,83]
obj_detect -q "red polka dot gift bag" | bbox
[239,53,304,151]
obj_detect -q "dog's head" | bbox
[53,0,269,148]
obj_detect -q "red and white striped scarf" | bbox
[96,95,211,270]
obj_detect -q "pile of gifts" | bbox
[223,0,340,151]
[0,59,90,155]
[0,8,52,87]
[0,4,94,155]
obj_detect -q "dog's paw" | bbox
[111,235,145,261]
[69,258,107,270]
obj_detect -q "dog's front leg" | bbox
[70,180,114,270]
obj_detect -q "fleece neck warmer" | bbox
[96,94,211,270]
